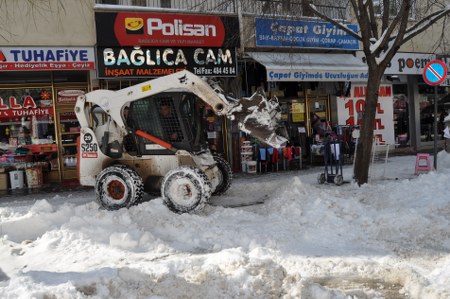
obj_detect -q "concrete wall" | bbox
[0,0,95,46]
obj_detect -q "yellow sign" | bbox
[141,85,152,92]
[292,113,304,122]
[292,102,304,113]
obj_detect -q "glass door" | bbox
[54,86,86,183]
[55,109,80,182]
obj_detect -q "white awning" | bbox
[247,52,368,82]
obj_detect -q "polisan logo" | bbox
[147,18,217,37]
[125,18,144,34]
[114,12,226,47]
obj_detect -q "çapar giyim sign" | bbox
[95,12,239,78]
[337,84,395,145]
[422,59,448,86]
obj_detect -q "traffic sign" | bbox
[423,60,448,86]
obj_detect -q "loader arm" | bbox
[75,70,287,148]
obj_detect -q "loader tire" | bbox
[212,155,232,196]
[161,166,211,214]
[95,165,144,210]
[333,174,344,186]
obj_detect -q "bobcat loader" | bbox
[75,70,287,213]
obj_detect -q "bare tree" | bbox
[307,0,450,185]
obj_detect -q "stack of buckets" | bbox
[9,170,25,189]
[8,167,43,189]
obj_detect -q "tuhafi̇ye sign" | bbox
[0,47,95,71]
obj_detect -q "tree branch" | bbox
[401,6,450,43]
[381,0,390,32]
[372,0,410,57]
[307,2,362,41]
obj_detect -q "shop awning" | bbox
[247,52,368,82]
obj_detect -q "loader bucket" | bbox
[228,92,288,148]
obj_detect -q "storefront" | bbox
[0,46,95,189]
[239,17,367,169]
[356,51,450,149]
[93,10,240,160]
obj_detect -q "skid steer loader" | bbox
[75,70,287,213]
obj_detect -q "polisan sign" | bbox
[95,12,239,48]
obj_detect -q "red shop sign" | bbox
[0,95,54,118]
[57,89,85,104]
[95,12,239,48]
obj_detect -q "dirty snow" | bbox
[1,152,450,298]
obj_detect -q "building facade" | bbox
[0,0,449,187]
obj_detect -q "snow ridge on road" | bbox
[1,153,450,298]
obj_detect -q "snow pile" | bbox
[1,153,450,298]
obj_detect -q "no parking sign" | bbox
[423,60,447,86]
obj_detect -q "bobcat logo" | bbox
[178,74,188,84]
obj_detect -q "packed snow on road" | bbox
[1,152,450,298]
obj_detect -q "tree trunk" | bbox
[353,68,384,185]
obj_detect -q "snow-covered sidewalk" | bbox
[1,153,450,298]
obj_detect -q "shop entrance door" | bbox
[306,94,330,136]
[55,108,80,183]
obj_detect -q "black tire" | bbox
[161,166,212,214]
[212,155,232,196]
[95,165,144,210]
[334,174,344,186]
[317,173,326,184]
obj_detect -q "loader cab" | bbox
[126,92,207,155]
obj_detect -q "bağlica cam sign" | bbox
[95,12,240,78]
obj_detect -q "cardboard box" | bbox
[0,173,8,191]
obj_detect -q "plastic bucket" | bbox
[26,167,43,188]
[241,161,247,172]
[0,173,8,191]
[247,161,257,174]
[9,170,25,189]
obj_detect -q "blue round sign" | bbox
[423,60,447,86]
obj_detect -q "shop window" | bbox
[131,0,147,6]
[161,0,171,8]
[373,0,416,19]
[0,87,55,146]
[393,94,409,145]
[96,0,120,4]
[418,83,447,143]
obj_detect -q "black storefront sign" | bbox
[96,46,237,78]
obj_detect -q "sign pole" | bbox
[423,59,447,171]
[434,85,438,171]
